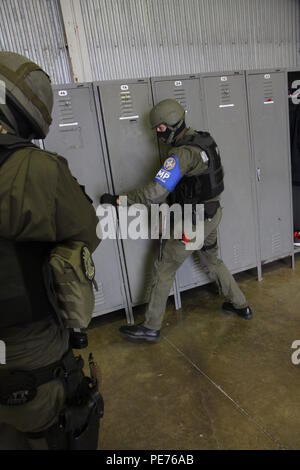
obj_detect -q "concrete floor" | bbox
[82,256,300,450]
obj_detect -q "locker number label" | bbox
[174,81,182,87]
[121,85,129,91]
[264,74,271,79]
[58,90,68,96]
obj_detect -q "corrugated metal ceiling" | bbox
[80,0,300,80]
[0,0,299,82]
[0,0,72,83]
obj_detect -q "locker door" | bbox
[201,72,258,273]
[246,71,293,263]
[152,76,203,129]
[95,80,161,305]
[151,75,210,292]
[44,84,127,317]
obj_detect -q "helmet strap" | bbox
[166,119,185,144]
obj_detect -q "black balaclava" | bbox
[157,126,172,142]
[157,120,186,145]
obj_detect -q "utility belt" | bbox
[190,200,220,225]
[179,201,220,248]
[26,377,104,450]
[0,349,104,450]
[27,353,104,450]
[0,349,83,407]
[167,199,220,225]
[203,201,220,220]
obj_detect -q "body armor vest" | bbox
[169,131,224,205]
[0,135,59,328]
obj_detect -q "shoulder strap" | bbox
[176,131,215,150]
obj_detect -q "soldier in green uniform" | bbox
[0,52,102,449]
[101,99,252,342]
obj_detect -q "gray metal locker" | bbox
[246,70,294,265]
[201,71,260,277]
[44,84,130,320]
[151,74,210,293]
[93,79,165,306]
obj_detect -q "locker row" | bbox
[43,68,300,324]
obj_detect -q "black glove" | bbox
[100,193,119,206]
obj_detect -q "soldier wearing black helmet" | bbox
[101,98,253,342]
[0,52,103,449]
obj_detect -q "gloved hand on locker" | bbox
[100,193,119,206]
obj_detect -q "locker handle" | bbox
[256,168,261,182]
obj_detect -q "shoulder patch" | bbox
[81,246,95,281]
[154,154,182,192]
[164,156,177,171]
[200,150,209,163]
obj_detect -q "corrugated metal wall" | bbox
[0,0,72,83]
[80,0,300,80]
[0,0,299,83]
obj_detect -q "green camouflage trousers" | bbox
[144,207,248,330]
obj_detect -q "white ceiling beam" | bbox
[59,0,93,83]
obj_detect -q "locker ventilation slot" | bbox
[94,282,105,307]
[233,244,240,265]
[58,97,76,124]
[219,83,234,108]
[271,233,281,254]
[191,254,206,278]
[263,80,273,103]
[120,90,134,117]
[173,88,187,110]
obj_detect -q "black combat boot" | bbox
[222,302,253,320]
[119,323,160,342]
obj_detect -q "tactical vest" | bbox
[0,135,60,328]
[169,131,224,205]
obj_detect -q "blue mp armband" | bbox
[154,155,181,192]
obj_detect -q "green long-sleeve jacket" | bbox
[0,139,101,433]
[0,143,100,252]
[122,127,219,207]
